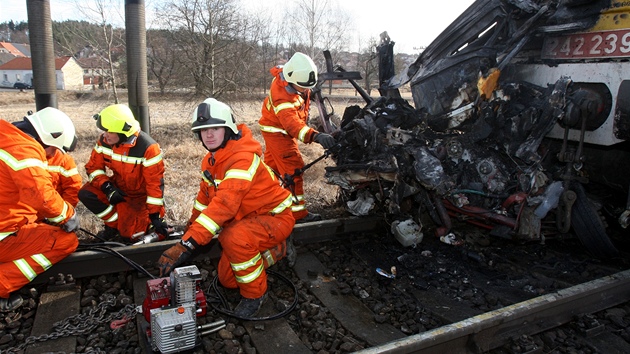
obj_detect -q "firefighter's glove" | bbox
[149,213,171,238]
[62,211,80,233]
[157,238,198,276]
[314,133,336,150]
[101,181,126,205]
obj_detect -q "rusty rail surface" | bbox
[32,217,382,284]
[355,269,630,354]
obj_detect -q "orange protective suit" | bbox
[78,130,165,239]
[0,120,78,298]
[259,65,320,220]
[46,149,82,207]
[182,124,295,299]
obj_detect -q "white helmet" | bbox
[191,98,238,134]
[283,52,318,89]
[25,107,77,152]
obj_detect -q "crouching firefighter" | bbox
[157,98,295,318]
[78,104,170,242]
[0,108,80,311]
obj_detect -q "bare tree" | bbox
[146,30,180,95]
[77,0,123,102]
[52,1,126,102]
[0,21,30,43]
[282,0,352,63]
[258,27,288,94]
[239,4,286,94]
[156,0,264,98]
[357,36,379,96]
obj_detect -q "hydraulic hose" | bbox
[206,269,298,321]
[75,242,156,279]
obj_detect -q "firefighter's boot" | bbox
[296,212,321,224]
[234,293,267,318]
[286,235,297,268]
[96,226,119,241]
[0,293,23,312]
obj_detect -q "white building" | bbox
[0,56,84,90]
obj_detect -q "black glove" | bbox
[314,133,336,149]
[101,181,126,205]
[157,238,198,276]
[149,213,171,238]
[62,211,80,233]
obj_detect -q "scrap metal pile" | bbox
[320,0,626,257]
[326,78,570,238]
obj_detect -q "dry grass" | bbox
[0,90,350,239]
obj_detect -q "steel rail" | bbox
[32,217,382,285]
[355,268,630,354]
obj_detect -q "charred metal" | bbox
[318,0,630,259]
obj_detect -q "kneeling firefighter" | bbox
[157,98,295,318]
[78,104,170,242]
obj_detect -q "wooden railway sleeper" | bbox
[573,313,605,337]
[5,293,136,353]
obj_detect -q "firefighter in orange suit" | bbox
[258,52,336,223]
[78,104,170,242]
[46,149,82,207]
[36,134,83,223]
[157,98,295,318]
[0,107,80,312]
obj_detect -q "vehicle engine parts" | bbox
[322,0,625,258]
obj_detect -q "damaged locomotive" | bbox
[318,0,630,258]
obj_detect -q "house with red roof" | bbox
[0,42,29,57]
[0,56,84,90]
[76,56,112,89]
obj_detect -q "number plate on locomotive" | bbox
[542,29,630,59]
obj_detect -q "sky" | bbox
[0,0,476,54]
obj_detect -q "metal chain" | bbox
[4,293,137,353]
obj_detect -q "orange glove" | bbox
[157,242,192,276]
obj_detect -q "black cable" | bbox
[78,227,114,244]
[79,244,157,279]
[205,278,230,311]
[77,227,127,247]
[89,246,152,277]
[79,232,297,319]
[206,269,298,321]
[77,241,127,248]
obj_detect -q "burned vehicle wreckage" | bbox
[315,0,630,258]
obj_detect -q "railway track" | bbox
[2,216,630,353]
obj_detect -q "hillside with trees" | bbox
[0,0,416,98]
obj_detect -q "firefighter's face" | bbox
[102,132,121,145]
[200,127,225,150]
[44,146,58,159]
[291,83,309,94]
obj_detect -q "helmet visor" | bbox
[94,114,114,132]
[195,102,227,125]
[93,113,134,135]
[65,135,78,152]
[295,71,317,89]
